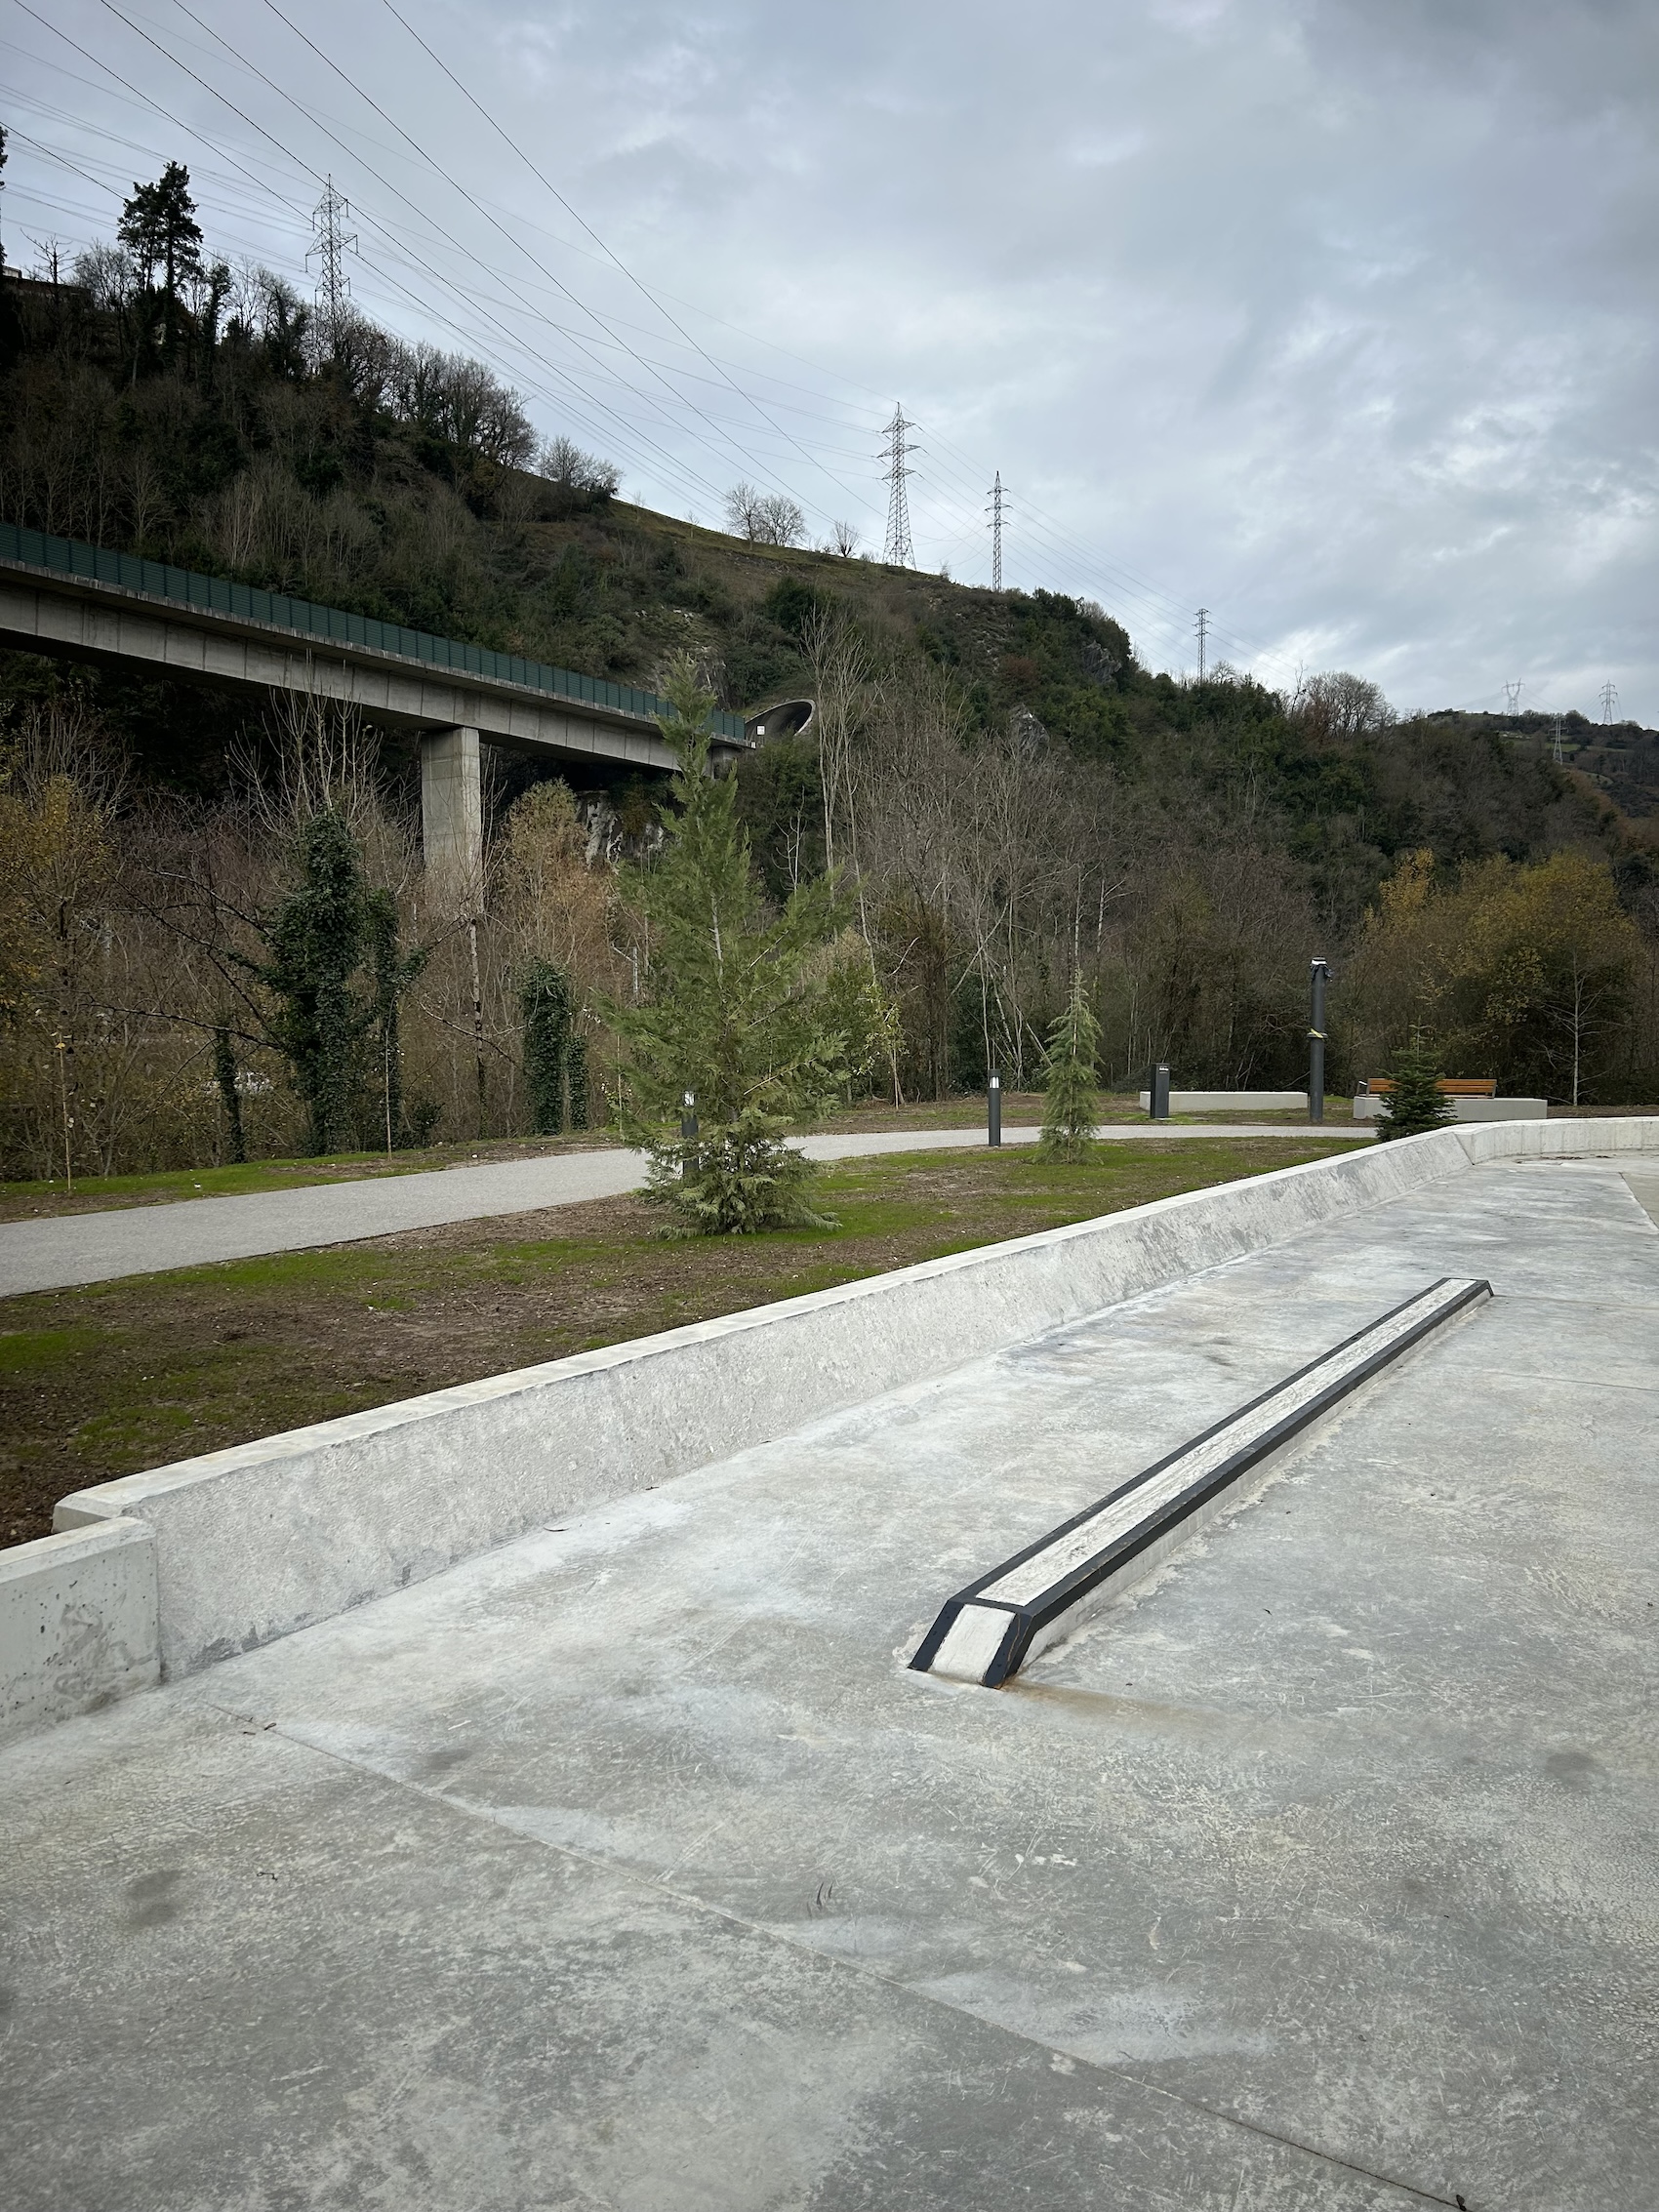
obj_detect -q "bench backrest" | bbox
[1365,1077,1497,1097]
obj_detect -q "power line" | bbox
[373,0,869,516]
[68,0,751,509]
[987,471,1007,591]
[249,0,834,521]
[881,405,918,568]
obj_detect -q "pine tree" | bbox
[608,658,847,1233]
[117,162,202,361]
[1376,1028,1456,1141]
[1038,975,1102,1161]
[248,807,371,1155]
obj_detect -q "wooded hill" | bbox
[2,195,1656,1175]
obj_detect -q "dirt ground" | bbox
[0,1137,1360,1547]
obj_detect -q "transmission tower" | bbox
[879,405,918,568]
[1194,607,1210,683]
[1600,679,1619,725]
[1504,679,1523,715]
[307,177,357,343]
[1552,713,1564,766]
[986,471,1008,590]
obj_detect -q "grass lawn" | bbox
[0,1136,1363,1548]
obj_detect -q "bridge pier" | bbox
[420,725,482,911]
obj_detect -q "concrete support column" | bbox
[421,725,482,911]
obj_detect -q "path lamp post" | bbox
[678,1089,698,1180]
[988,1067,1002,1147]
[1309,958,1329,1124]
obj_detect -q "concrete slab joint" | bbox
[2,1113,1654,1746]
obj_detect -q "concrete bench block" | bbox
[1352,1095,1547,1122]
[1138,1090,1307,1112]
[0,1517,158,1745]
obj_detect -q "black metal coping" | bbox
[910,1275,1491,1689]
[0,520,749,742]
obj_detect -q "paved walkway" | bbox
[0,1121,1364,1296]
[2,1156,1654,2208]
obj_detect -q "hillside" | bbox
[2,228,1656,1153]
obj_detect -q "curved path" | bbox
[0,1121,1365,1298]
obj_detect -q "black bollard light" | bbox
[1150,1063,1170,1121]
[988,1067,1002,1147]
[1309,959,1328,1124]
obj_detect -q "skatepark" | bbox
[2,1119,1656,2209]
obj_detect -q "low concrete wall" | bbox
[1353,1095,1547,1122]
[0,1518,158,1742]
[6,1114,1654,1740]
[1137,1089,1307,1112]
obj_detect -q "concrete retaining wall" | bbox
[0,1517,158,1740]
[7,1115,1656,1741]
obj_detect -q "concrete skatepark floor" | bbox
[2,1155,1655,2210]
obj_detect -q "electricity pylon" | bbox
[986,471,1008,590]
[307,177,357,344]
[1194,607,1210,683]
[880,405,918,568]
[1600,679,1619,724]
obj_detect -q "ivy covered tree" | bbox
[236,805,424,1156]
[1038,975,1102,1160]
[608,658,848,1233]
[520,958,573,1135]
[1376,1029,1456,1141]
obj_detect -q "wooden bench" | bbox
[1360,1077,1497,1098]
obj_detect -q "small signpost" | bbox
[1149,1063,1170,1121]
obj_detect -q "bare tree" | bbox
[723,481,806,545]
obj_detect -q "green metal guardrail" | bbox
[0,520,748,742]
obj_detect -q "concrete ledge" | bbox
[8,1114,1653,1733]
[1353,1095,1547,1122]
[1137,1089,1307,1112]
[0,1518,158,1745]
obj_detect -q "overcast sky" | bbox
[6,0,1657,718]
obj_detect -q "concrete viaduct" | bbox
[0,525,783,905]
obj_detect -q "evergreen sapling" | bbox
[1038,975,1102,1161]
[1376,1029,1456,1140]
[608,659,848,1233]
